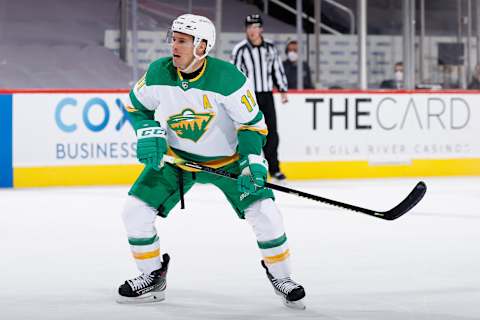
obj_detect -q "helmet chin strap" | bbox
[179,41,207,73]
[180,57,199,74]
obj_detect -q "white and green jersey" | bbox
[127,56,267,165]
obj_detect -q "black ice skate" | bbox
[271,172,287,181]
[261,260,306,310]
[116,253,170,304]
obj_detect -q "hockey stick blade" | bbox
[162,155,427,221]
[376,181,427,220]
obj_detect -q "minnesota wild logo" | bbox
[167,108,215,142]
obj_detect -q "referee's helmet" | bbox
[245,14,263,27]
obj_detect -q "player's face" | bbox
[171,32,195,69]
[246,25,262,42]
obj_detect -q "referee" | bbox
[232,14,289,181]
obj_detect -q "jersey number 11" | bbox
[241,90,256,112]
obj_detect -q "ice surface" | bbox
[1,177,479,320]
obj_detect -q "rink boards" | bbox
[1,89,480,188]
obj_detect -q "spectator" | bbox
[380,62,404,89]
[283,40,314,89]
[468,64,480,89]
[232,14,289,181]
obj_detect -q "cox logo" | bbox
[55,97,132,132]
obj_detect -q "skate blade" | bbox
[283,298,306,310]
[116,291,165,304]
[274,291,306,310]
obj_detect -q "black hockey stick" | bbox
[162,155,427,221]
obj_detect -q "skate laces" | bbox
[127,273,155,291]
[271,277,300,294]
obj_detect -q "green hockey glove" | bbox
[237,154,268,194]
[136,120,167,171]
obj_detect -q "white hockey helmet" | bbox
[170,14,216,59]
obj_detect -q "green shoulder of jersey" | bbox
[144,56,247,96]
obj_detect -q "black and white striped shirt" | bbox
[232,38,288,93]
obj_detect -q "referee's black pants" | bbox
[255,92,281,175]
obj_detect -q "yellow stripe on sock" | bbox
[264,249,290,264]
[132,249,160,260]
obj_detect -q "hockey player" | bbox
[116,14,305,309]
